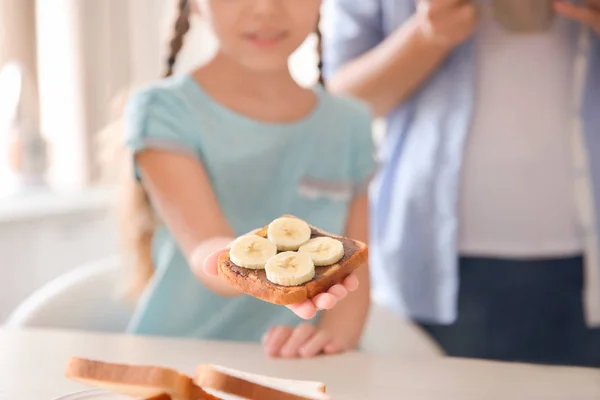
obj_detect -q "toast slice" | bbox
[218,215,368,304]
[195,365,330,400]
[64,357,217,400]
[145,389,222,400]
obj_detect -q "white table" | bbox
[1,328,599,400]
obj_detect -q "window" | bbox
[0,0,135,194]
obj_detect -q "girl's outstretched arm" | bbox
[140,148,361,317]
[136,148,239,297]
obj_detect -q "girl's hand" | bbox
[415,0,479,49]
[262,324,352,358]
[555,1,600,36]
[202,249,360,320]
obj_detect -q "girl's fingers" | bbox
[261,326,276,344]
[286,300,318,320]
[324,341,344,355]
[202,249,226,275]
[198,238,234,276]
[299,330,333,358]
[326,284,348,301]
[263,326,294,357]
[287,279,356,317]
[343,273,360,292]
[279,324,318,358]
[312,293,337,310]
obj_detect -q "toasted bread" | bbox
[64,357,216,400]
[146,389,223,400]
[195,364,330,400]
[218,215,368,304]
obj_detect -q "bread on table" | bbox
[195,364,330,400]
[64,358,329,400]
[64,357,215,400]
[218,214,368,305]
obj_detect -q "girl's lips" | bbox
[244,32,288,48]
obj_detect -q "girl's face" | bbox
[201,0,322,72]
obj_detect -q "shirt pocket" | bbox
[297,175,355,203]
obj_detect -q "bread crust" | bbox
[218,215,368,305]
[195,365,330,400]
[65,357,213,400]
[64,357,331,400]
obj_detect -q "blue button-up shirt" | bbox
[322,0,600,326]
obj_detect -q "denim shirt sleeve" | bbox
[321,0,384,79]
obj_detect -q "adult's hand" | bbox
[555,0,600,36]
[416,0,479,49]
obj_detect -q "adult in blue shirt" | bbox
[322,0,600,367]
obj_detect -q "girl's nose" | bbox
[250,0,283,16]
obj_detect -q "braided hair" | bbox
[164,0,192,77]
[316,15,324,85]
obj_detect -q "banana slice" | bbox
[298,236,345,266]
[229,235,277,269]
[265,251,315,286]
[267,217,312,251]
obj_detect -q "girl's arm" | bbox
[136,148,239,297]
[327,0,477,117]
[139,149,361,314]
[316,192,371,353]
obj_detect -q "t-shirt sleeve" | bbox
[350,102,378,194]
[124,85,199,178]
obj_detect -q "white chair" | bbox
[5,256,134,333]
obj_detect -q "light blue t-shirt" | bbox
[122,74,376,342]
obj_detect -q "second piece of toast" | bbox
[195,364,330,400]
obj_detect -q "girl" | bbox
[322,0,600,367]
[118,0,375,359]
